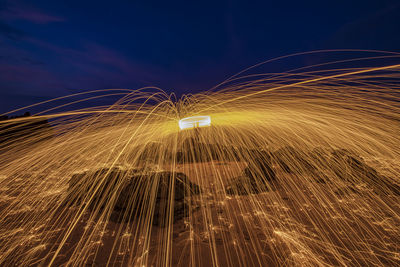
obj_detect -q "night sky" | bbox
[1,0,400,113]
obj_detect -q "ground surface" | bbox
[1,157,400,266]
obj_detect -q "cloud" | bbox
[27,38,161,84]
[1,1,64,24]
[0,35,166,98]
[324,4,400,50]
[0,21,25,39]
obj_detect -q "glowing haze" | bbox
[0,52,400,266]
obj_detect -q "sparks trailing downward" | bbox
[0,51,400,267]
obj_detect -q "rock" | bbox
[306,147,333,183]
[271,146,309,173]
[176,138,244,163]
[244,157,275,182]
[271,146,322,181]
[66,167,201,226]
[136,142,174,164]
[226,156,276,195]
[330,149,400,195]
[226,175,270,195]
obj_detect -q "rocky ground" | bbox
[0,147,400,266]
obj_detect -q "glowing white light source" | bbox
[179,116,211,130]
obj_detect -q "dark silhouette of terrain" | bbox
[66,167,201,226]
[0,112,53,148]
[134,136,400,196]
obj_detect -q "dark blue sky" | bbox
[1,0,400,113]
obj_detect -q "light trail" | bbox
[0,52,400,266]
